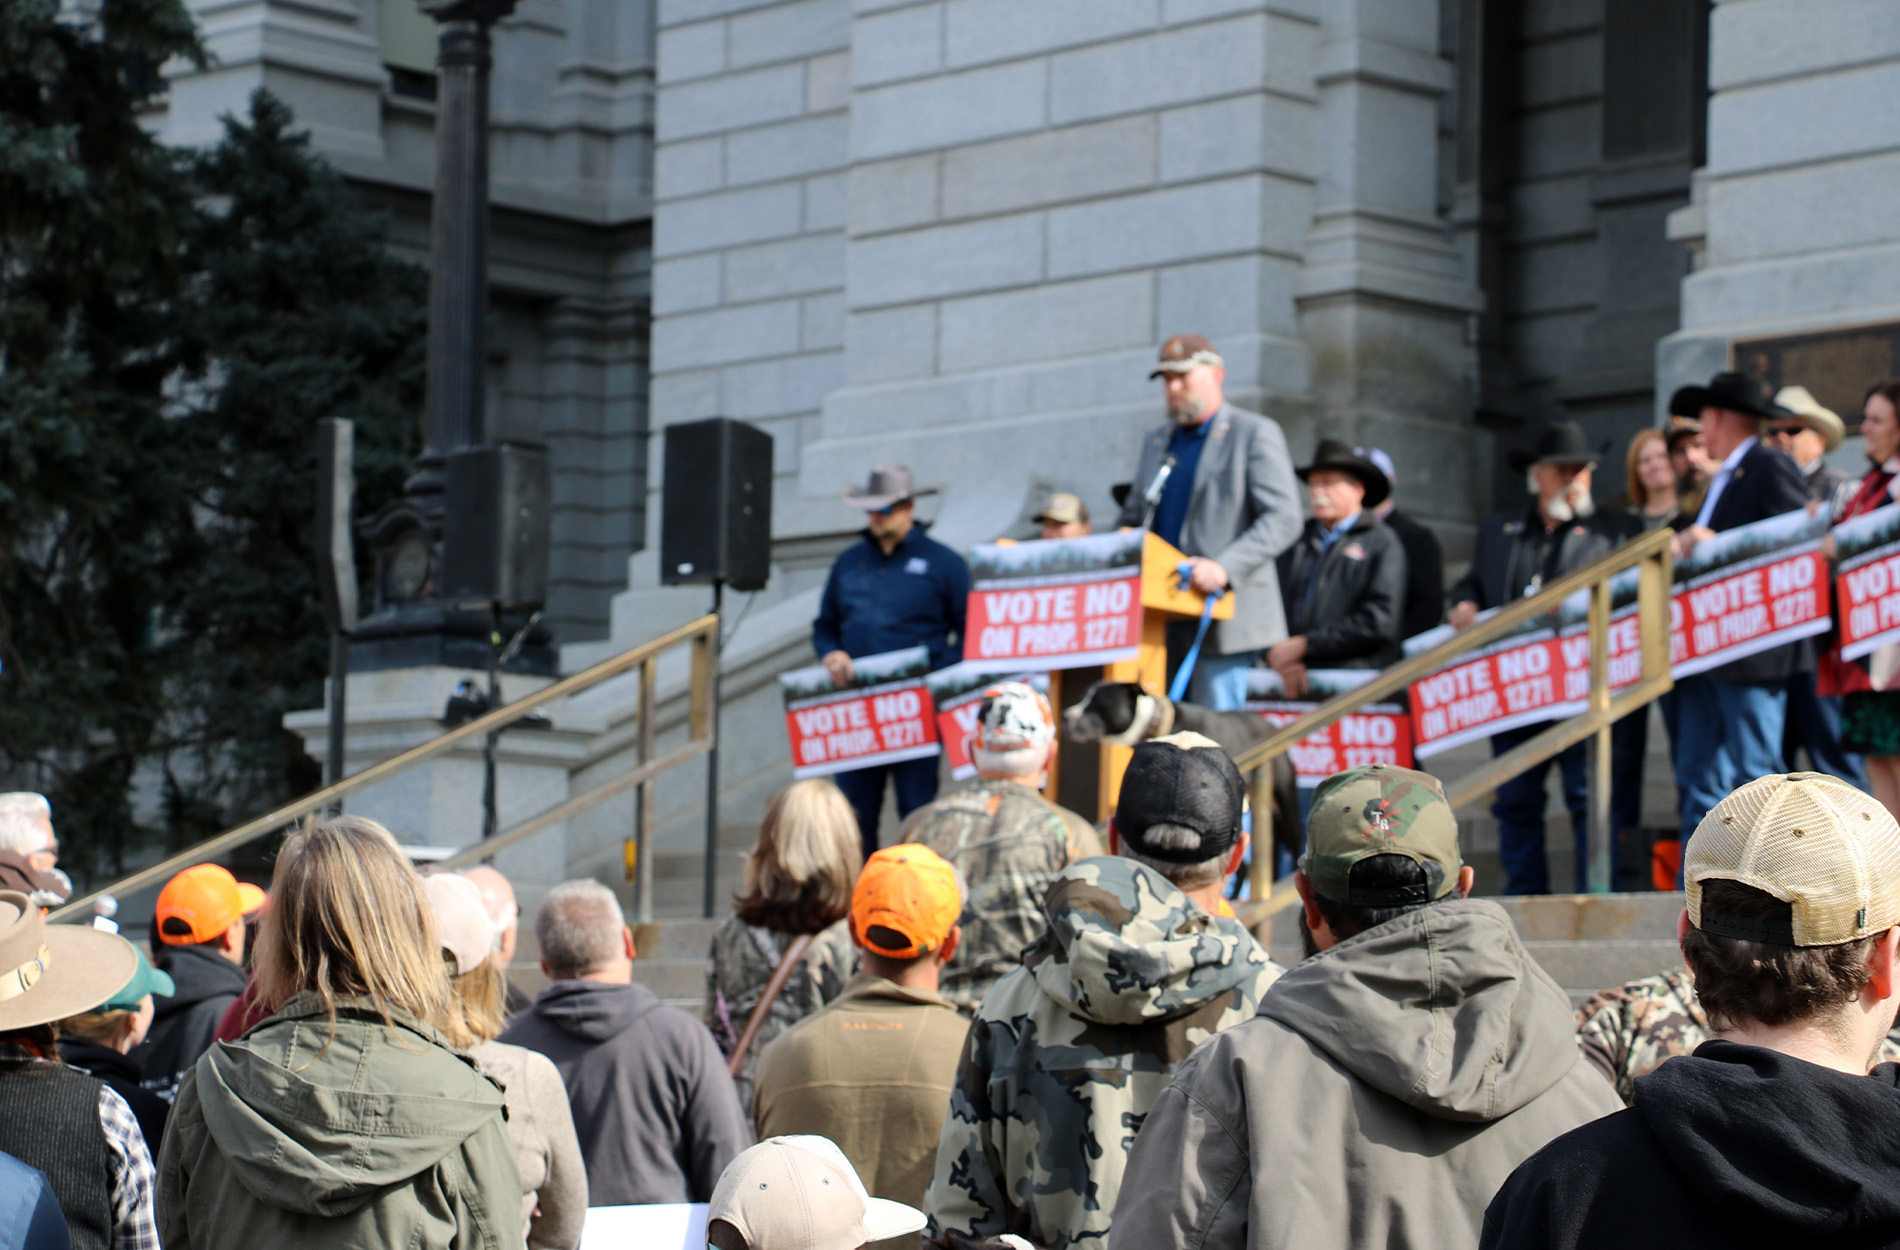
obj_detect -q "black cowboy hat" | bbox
[1506,420,1611,474]
[1295,438,1390,509]
[1667,371,1780,422]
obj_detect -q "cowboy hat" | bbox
[1506,420,1610,473]
[1773,385,1846,451]
[0,891,139,1032]
[842,464,939,512]
[1296,439,1390,509]
[1668,371,1777,422]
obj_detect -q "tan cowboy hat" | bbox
[1773,385,1846,451]
[842,464,939,512]
[0,891,138,1032]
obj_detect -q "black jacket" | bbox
[1482,1041,1900,1250]
[1673,439,1815,682]
[1450,505,1639,613]
[1276,514,1406,669]
[1382,507,1445,640]
[57,1039,167,1153]
[127,944,245,1101]
[499,978,752,1206]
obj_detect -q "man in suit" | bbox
[1667,372,1816,864]
[1359,446,1445,641]
[1449,422,1642,893]
[1114,335,1302,709]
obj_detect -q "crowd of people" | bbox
[12,335,1900,1249]
[12,731,1900,1248]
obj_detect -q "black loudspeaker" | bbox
[661,418,773,592]
[440,442,552,608]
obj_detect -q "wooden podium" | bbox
[962,529,1232,822]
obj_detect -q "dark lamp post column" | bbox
[413,0,517,498]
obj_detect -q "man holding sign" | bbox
[813,465,971,855]
[1448,421,1641,894]
[1666,372,1814,861]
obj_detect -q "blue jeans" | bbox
[1783,673,1867,790]
[1490,716,1642,894]
[1675,676,1787,851]
[833,756,939,860]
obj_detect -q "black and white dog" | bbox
[1063,680,1302,863]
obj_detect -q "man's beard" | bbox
[1534,475,1596,523]
[1167,396,1208,427]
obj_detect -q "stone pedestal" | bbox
[283,665,585,901]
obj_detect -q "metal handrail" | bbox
[51,613,720,923]
[1237,525,1676,922]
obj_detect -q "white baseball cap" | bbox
[708,1136,924,1250]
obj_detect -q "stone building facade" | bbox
[155,0,1900,905]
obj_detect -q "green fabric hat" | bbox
[1301,764,1461,904]
[97,945,175,1013]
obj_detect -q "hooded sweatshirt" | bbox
[1482,1040,1900,1249]
[155,992,522,1250]
[1111,897,1622,1250]
[498,977,752,1206]
[925,857,1281,1250]
[132,944,246,1102]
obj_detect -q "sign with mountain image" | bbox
[1242,669,1413,784]
[964,531,1145,669]
[1832,502,1900,662]
[925,663,1050,781]
[780,646,938,778]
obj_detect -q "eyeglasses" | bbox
[1769,425,1805,439]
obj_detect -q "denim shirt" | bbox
[812,523,970,670]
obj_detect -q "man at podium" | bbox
[1114,334,1301,708]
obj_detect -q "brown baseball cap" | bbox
[1033,492,1088,526]
[1687,773,1900,946]
[1150,334,1223,378]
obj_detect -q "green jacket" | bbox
[157,992,524,1250]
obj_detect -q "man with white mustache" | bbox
[1448,421,1642,894]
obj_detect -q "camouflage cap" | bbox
[1149,333,1223,378]
[1300,764,1461,904]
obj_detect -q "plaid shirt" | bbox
[100,1083,161,1250]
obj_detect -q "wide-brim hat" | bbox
[1506,420,1610,473]
[0,891,139,1032]
[1295,438,1390,509]
[842,463,938,512]
[1668,371,1777,422]
[1774,385,1846,451]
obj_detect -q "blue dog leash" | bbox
[1167,562,1226,702]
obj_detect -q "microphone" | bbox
[1139,454,1177,529]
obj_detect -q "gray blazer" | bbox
[1115,403,1303,654]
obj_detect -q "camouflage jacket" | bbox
[901,777,1104,1013]
[1576,967,1900,1104]
[924,857,1281,1250]
[707,915,858,1108]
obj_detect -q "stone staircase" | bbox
[628,915,724,1016]
[1267,890,1685,1005]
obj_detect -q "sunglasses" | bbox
[1769,424,1805,439]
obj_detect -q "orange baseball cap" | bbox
[156,864,266,946]
[851,844,961,959]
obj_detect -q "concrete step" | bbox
[1524,939,1681,997]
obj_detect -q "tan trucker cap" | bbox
[1686,772,1900,946]
[709,1136,924,1250]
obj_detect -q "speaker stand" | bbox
[703,580,724,919]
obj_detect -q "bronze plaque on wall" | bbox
[1732,320,1900,427]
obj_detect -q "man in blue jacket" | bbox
[813,464,970,856]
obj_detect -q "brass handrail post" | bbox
[1584,575,1614,892]
[634,654,658,924]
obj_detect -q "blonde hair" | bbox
[59,1009,138,1048]
[733,779,862,934]
[254,815,452,1042]
[441,959,508,1048]
[1626,428,1669,507]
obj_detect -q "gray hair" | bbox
[0,794,52,856]
[1119,821,1229,891]
[972,740,1050,780]
[535,879,626,979]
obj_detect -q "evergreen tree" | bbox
[165,91,424,839]
[0,0,205,876]
[1,0,424,878]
